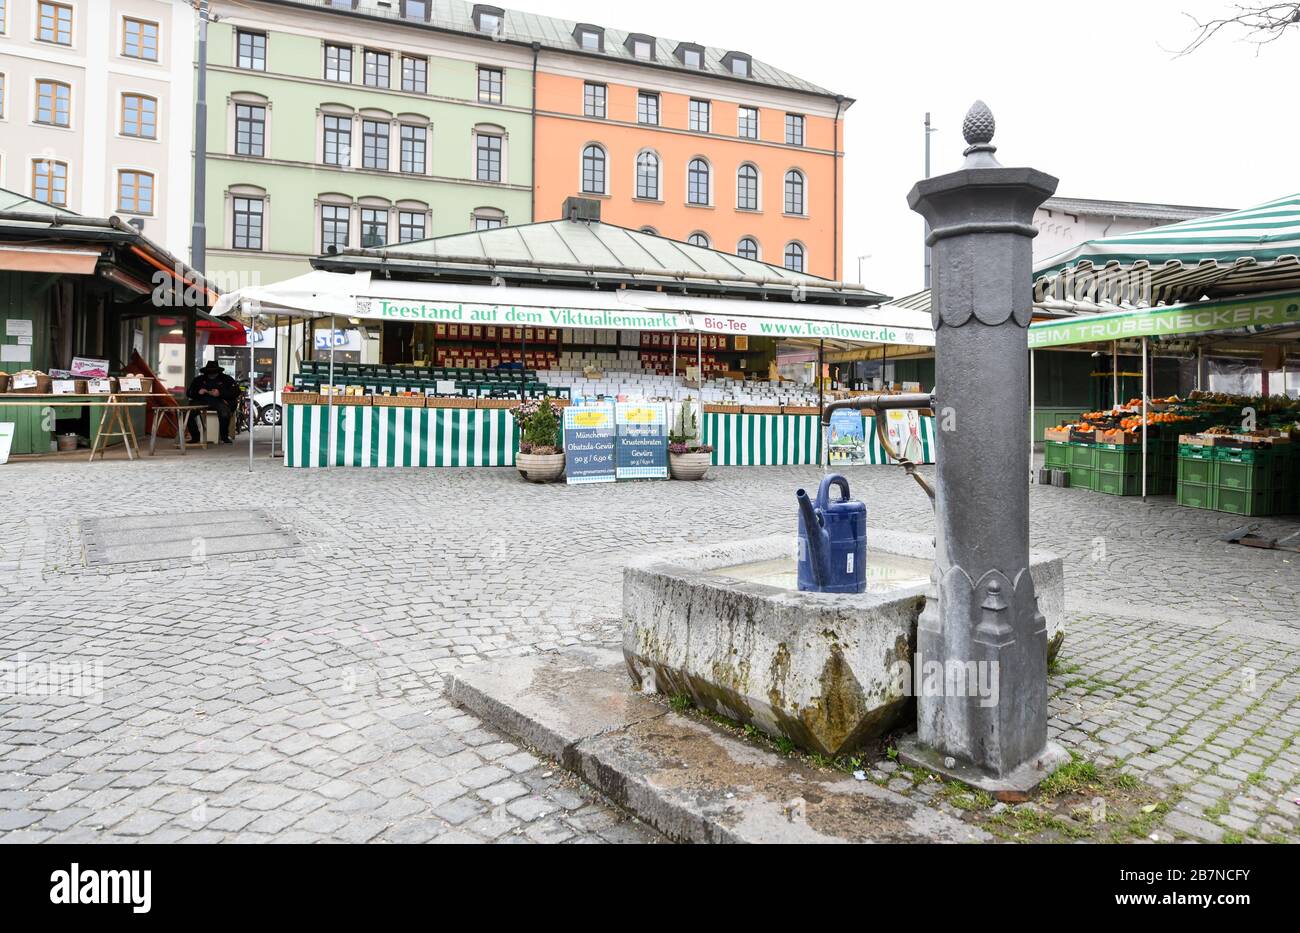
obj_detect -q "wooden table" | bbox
[149,404,209,455]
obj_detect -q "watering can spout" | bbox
[795,488,830,587]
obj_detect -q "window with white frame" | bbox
[121,93,157,139]
[363,50,390,88]
[237,30,266,71]
[399,124,426,174]
[635,151,659,200]
[235,102,266,156]
[784,242,805,272]
[122,17,159,61]
[477,67,502,104]
[0,73,6,120]
[581,144,605,195]
[37,2,72,45]
[785,113,805,146]
[117,170,154,214]
[402,55,427,93]
[232,194,265,249]
[583,82,606,119]
[324,44,351,82]
[688,99,710,133]
[360,207,388,247]
[687,159,710,205]
[321,202,350,252]
[687,232,709,248]
[35,80,71,127]
[637,91,658,125]
[738,106,758,140]
[736,237,759,261]
[361,119,389,170]
[323,114,352,166]
[784,169,805,215]
[398,208,427,243]
[32,159,68,206]
[736,164,758,211]
[473,207,504,230]
[475,129,502,182]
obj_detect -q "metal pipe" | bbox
[248,313,255,473]
[820,392,934,426]
[1029,348,1036,481]
[327,315,336,469]
[1141,336,1148,500]
[191,0,210,274]
[817,339,824,467]
[1111,340,1119,407]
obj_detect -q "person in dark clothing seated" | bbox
[187,360,238,444]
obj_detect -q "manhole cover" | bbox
[81,509,297,567]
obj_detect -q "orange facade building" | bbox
[531,29,850,280]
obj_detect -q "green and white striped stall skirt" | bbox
[285,405,518,468]
[284,405,934,469]
[702,412,935,466]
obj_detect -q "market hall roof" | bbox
[266,0,846,100]
[1039,196,1231,225]
[312,217,890,307]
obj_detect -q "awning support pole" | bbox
[519,330,526,400]
[818,338,825,469]
[671,332,677,403]
[1111,340,1118,408]
[248,311,255,473]
[1141,336,1148,500]
[1029,347,1036,481]
[327,314,336,469]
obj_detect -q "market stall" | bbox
[217,213,938,471]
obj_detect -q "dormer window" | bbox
[471,4,504,36]
[675,42,705,69]
[400,0,430,20]
[625,33,655,61]
[574,24,604,52]
[722,52,751,77]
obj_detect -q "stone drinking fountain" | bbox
[624,102,1069,792]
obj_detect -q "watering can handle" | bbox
[816,474,851,508]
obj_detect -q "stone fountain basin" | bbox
[623,530,1064,757]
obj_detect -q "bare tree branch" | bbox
[1177,2,1300,55]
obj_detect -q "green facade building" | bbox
[203,0,536,288]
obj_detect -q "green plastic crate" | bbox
[1068,465,1096,491]
[1069,444,1098,469]
[1215,486,1274,516]
[1044,441,1070,469]
[1094,446,1141,473]
[1178,443,1215,461]
[1214,446,1272,465]
[1176,481,1215,510]
[1215,459,1272,492]
[1177,456,1216,486]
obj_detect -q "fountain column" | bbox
[901,102,1066,791]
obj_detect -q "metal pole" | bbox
[248,313,255,473]
[817,338,825,468]
[1111,340,1119,408]
[1141,336,1148,500]
[923,112,933,289]
[190,0,210,273]
[327,315,336,469]
[1029,348,1036,480]
[671,332,677,400]
[519,329,526,400]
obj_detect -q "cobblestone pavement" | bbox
[0,441,1296,843]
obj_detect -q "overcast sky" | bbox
[522,0,1298,298]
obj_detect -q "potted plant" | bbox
[515,397,565,482]
[668,399,713,480]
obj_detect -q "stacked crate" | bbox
[1177,443,1296,515]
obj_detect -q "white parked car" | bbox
[253,387,282,426]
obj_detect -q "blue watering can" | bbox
[796,474,867,593]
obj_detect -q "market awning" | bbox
[1028,288,1300,348]
[0,245,101,274]
[1034,193,1300,307]
[214,271,934,347]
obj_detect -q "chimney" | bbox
[563,197,601,223]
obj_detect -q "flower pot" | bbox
[516,451,565,483]
[669,451,712,480]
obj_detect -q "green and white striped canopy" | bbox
[1034,193,1300,307]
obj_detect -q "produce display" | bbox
[1045,392,1299,509]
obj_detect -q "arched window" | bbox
[639,226,658,235]
[687,158,710,205]
[473,206,506,230]
[784,169,806,215]
[687,232,710,248]
[736,237,759,261]
[635,150,659,200]
[783,242,805,273]
[581,144,606,194]
[736,164,758,211]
